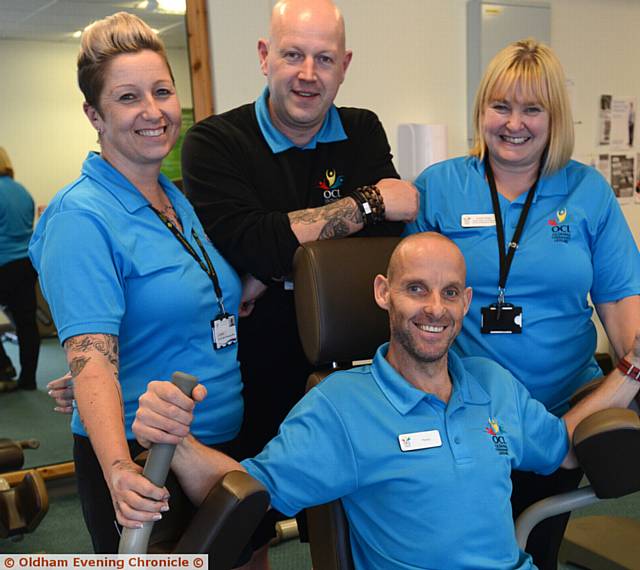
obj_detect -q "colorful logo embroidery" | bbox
[317,169,345,201]
[486,417,509,456]
[485,417,502,436]
[547,208,571,243]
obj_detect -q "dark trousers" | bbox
[235,287,312,458]
[74,435,146,553]
[0,257,40,387]
[511,467,583,570]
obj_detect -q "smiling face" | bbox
[84,49,180,176]
[375,234,472,370]
[482,86,550,173]
[258,0,352,144]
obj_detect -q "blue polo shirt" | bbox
[243,345,567,569]
[29,153,243,443]
[254,87,347,152]
[0,175,34,266]
[406,157,640,415]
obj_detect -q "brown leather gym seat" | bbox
[293,236,401,570]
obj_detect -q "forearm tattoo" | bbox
[64,334,122,428]
[289,197,364,240]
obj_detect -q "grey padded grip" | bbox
[118,371,198,554]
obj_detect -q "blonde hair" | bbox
[470,38,574,176]
[0,146,14,178]
[77,12,173,113]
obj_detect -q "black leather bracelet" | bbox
[350,189,374,226]
[357,185,385,224]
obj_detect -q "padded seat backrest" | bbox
[131,455,270,565]
[573,408,640,499]
[293,237,401,570]
[173,470,270,564]
[293,237,400,366]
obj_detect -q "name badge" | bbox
[461,214,496,228]
[398,430,442,452]
[212,313,237,350]
[481,304,523,334]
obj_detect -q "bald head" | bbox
[258,0,352,145]
[270,0,346,50]
[387,233,467,286]
[374,233,472,374]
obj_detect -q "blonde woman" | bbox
[407,39,640,569]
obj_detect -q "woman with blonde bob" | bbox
[407,38,640,569]
[29,12,251,557]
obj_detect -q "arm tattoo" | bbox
[288,197,364,241]
[69,355,91,377]
[319,217,351,239]
[65,334,123,427]
[65,334,119,371]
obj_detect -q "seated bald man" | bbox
[132,233,640,570]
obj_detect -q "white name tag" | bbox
[398,430,442,452]
[461,214,496,228]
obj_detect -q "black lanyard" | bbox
[485,159,541,304]
[150,207,226,315]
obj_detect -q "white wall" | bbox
[0,40,193,209]
[551,0,640,244]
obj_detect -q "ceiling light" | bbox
[72,30,82,38]
[137,0,186,14]
[158,0,186,13]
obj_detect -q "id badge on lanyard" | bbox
[479,159,540,335]
[212,313,237,350]
[151,206,236,349]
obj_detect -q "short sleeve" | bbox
[30,210,126,343]
[242,388,359,516]
[404,168,437,236]
[512,379,569,474]
[590,180,640,304]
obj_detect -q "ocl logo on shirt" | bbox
[317,168,344,202]
[547,208,571,244]
[486,417,510,456]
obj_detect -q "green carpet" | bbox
[1,337,72,467]
[0,488,92,554]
